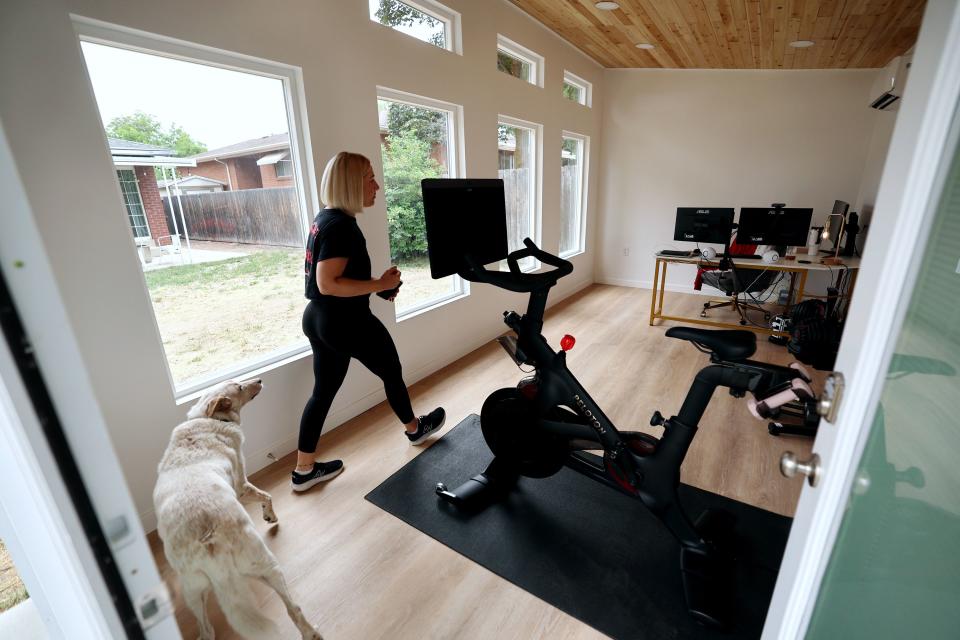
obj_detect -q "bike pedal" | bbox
[680,547,734,629]
[695,509,738,553]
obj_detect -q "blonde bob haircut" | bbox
[320,151,371,214]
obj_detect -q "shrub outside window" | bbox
[369,0,462,54]
[497,35,544,87]
[377,88,465,317]
[498,50,532,82]
[562,70,592,107]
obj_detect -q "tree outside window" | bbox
[378,98,462,315]
[370,0,446,48]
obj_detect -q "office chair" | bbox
[700,266,778,325]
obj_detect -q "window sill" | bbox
[497,72,541,88]
[559,248,585,260]
[395,290,469,323]
[174,342,311,406]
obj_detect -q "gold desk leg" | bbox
[796,269,808,303]
[649,259,661,325]
[657,260,668,317]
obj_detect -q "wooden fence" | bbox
[499,168,531,250]
[560,164,581,252]
[499,166,582,251]
[162,187,304,248]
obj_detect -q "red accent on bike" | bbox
[518,382,538,399]
[560,335,576,351]
[605,458,640,495]
[626,437,657,457]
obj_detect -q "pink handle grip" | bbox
[789,362,812,383]
[748,379,815,420]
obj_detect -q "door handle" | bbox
[818,372,845,423]
[780,451,821,487]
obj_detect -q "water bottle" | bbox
[806,228,819,256]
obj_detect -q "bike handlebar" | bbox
[460,238,573,293]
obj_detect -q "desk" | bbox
[649,254,861,335]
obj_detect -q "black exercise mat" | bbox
[365,415,792,639]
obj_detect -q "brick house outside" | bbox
[183,133,294,191]
[109,137,195,247]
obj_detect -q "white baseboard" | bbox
[596,276,718,297]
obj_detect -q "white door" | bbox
[0,121,181,638]
[764,2,960,637]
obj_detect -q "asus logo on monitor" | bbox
[684,233,695,239]
[749,235,763,242]
[696,209,709,214]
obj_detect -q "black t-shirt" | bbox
[304,208,371,313]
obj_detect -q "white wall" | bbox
[0,0,603,530]
[595,69,881,292]
[855,108,898,230]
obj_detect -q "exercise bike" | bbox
[420,178,819,627]
[432,238,826,628]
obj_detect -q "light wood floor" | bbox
[147,285,816,640]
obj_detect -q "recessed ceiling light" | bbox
[595,2,620,10]
[789,40,815,48]
[635,43,656,50]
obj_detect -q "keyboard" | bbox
[658,250,698,257]
[733,255,762,260]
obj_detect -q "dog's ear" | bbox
[205,395,232,417]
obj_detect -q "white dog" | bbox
[154,379,322,640]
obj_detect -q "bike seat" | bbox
[665,327,756,361]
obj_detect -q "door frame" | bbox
[763,2,960,637]
[0,120,181,638]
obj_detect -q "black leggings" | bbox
[298,301,414,453]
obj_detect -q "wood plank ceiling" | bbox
[509,0,926,69]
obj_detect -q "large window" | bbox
[498,116,541,272]
[80,30,315,395]
[497,35,544,87]
[560,132,589,257]
[377,88,465,317]
[368,0,462,54]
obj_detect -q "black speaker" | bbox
[841,212,859,257]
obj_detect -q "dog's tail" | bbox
[208,567,277,638]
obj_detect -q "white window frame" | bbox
[560,131,589,258]
[498,114,543,272]
[115,167,151,240]
[369,0,463,55]
[562,70,592,107]
[73,16,320,400]
[275,158,293,178]
[497,34,545,88]
[377,86,468,319]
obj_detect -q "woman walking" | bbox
[292,151,445,491]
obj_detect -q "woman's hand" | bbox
[378,266,401,291]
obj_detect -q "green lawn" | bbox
[144,250,452,386]
[0,539,28,613]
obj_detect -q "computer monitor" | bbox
[421,178,510,279]
[737,206,814,246]
[673,207,735,245]
[824,200,849,251]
